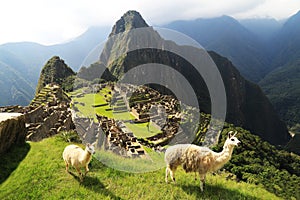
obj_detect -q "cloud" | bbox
[232,0,300,19]
[0,0,299,45]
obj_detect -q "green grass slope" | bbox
[0,135,281,200]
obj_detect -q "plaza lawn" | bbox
[71,88,161,138]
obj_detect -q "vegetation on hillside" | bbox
[260,60,300,129]
[209,126,300,199]
[36,56,75,94]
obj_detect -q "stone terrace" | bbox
[0,84,74,142]
[96,114,146,158]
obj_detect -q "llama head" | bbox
[225,131,240,147]
[86,143,96,154]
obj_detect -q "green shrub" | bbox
[59,131,82,143]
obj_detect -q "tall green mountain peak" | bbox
[36,56,75,94]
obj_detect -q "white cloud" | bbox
[232,0,300,19]
[0,0,299,45]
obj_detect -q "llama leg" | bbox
[85,164,90,175]
[170,170,176,182]
[169,165,177,183]
[75,167,83,181]
[65,161,69,172]
[199,174,206,192]
[165,167,170,183]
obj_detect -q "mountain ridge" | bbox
[163,15,270,82]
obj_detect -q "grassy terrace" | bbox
[0,135,281,200]
[70,87,161,139]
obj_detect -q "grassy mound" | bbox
[0,135,280,200]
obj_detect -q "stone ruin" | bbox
[72,113,146,158]
[115,84,183,147]
[25,104,74,141]
[0,84,75,153]
[96,115,146,158]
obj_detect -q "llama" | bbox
[62,143,95,181]
[165,131,240,191]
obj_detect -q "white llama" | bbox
[165,131,240,191]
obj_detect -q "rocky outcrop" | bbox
[109,10,148,37]
[0,114,26,154]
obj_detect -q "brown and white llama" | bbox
[165,131,240,191]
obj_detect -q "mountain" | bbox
[162,11,300,134]
[36,56,75,94]
[239,18,281,41]
[209,52,289,145]
[109,10,148,36]
[163,16,270,82]
[260,60,300,127]
[0,60,34,105]
[79,10,290,146]
[270,11,300,68]
[259,11,300,130]
[0,26,110,106]
[50,26,111,71]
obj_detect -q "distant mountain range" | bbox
[260,12,300,129]
[0,10,299,133]
[0,26,110,106]
[163,11,300,130]
[164,16,270,82]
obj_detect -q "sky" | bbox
[1,0,300,45]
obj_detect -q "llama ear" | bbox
[87,143,90,147]
[233,131,238,137]
[228,131,233,138]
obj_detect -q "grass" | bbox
[94,148,165,173]
[124,121,161,138]
[71,88,162,138]
[0,135,282,200]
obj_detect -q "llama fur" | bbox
[165,131,240,191]
[62,143,95,181]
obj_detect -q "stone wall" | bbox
[0,114,26,154]
[24,106,46,123]
[26,105,74,142]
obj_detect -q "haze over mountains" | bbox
[0,10,299,133]
[0,26,110,106]
[164,11,300,129]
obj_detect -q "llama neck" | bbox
[213,144,234,170]
[81,150,92,164]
